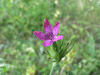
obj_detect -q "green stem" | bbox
[49,62,55,75]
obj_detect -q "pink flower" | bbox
[33,19,63,47]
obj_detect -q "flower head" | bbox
[33,19,63,47]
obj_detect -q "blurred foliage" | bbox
[0,0,100,75]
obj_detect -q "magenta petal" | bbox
[33,31,45,40]
[52,35,63,42]
[52,22,60,36]
[43,19,52,33]
[43,40,53,47]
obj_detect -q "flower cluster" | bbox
[33,19,75,63]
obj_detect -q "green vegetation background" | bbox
[0,0,100,75]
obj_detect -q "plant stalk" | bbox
[49,62,56,75]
